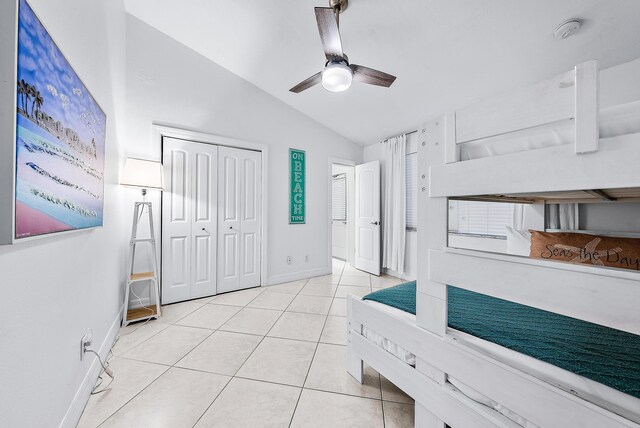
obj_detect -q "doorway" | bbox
[329,161,356,267]
[161,135,264,304]
[329,159,382,275]
[331,164,353,262]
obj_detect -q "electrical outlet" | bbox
[287,256,292,265]
[305,255,309,263]
[80,328,93,361]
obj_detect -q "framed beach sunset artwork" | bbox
[13,0,106,240]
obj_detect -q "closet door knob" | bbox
[371,221,380,226]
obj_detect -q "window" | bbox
[448,200,515,238]
[405,153,418,230]
[332,173,347,222]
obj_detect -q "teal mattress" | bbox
[363,282,640,399]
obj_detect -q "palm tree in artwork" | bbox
[33,90,44,122]
[16,81,21,112]
[28,84,39,117]
[17,80,27,113]
[25,82,33,117]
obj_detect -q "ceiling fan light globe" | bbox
[321,62,353,92]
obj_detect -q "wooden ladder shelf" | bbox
[123,202,161,326]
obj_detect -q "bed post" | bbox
[575,60,599,154]
[444,112,459,164]
[346,296,364,383]
[415,118,448,428]
[417,117,449,338]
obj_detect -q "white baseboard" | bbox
[60,306,123,428]
[266,266,332,286]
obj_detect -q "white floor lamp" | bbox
[120,158,164,326]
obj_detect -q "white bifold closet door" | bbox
[217,146,262,293]
[162,138,218,304]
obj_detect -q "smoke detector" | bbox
[554,19,582,40]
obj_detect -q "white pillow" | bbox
[505,226,532,256]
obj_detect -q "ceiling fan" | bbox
[290,0,396,93]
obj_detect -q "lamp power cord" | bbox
[85,347,115,395]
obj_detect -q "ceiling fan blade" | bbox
[290,71,322,93]
[315,7,344,61]
[350,64,396,87]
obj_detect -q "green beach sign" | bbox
[289,149,306,224]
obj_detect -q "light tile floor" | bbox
[79,259,412,428]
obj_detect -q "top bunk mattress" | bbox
[460,100,640,160]
[363,282,640,400]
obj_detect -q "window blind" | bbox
[332,174,347,222]
[449,200,514,237]
[405,153,418,230]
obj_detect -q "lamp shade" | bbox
[120,158,164,190]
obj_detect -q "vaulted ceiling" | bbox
[124,0,640,145]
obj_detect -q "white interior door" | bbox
[217,146,262,293]
[355,160,381,275]
[162,138,218,304]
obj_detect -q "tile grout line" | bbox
[225,278,316,428]
[289,260,344,428]
[94,356,409,407]
[288,261,346,427]
[381,399,387,428]
[98,321,218,427]
[236,278,309,367]
[167,286,272,428]
[188,273,381,426]
[91,299,217,426]
[94,362,171,428]
[192,278,312,428]
[91,265,400,427]
[287,344,318,428]
[95,289,261,427]
[114,295,216,357]
[189,287,276,428]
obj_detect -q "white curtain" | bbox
[546,203,579,230]
[382,135,406,273]
[513,204,525,230]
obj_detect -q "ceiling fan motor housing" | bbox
[329,0,348,13]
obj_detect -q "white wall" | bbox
[124,16,362,288]
[363,133,419,280]
[0,1,127,427]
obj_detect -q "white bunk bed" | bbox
[347,60,640,428]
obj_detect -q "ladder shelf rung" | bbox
[125,305,159,323]
[129,271,156,282]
